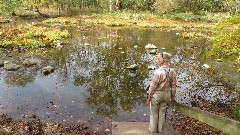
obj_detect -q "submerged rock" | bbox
[216,59,223,62]
[202,64,210,69]
[126,64,139,70]
[23,59,38,67]
[4,64,20,71]
[56,43,63,48]
[42,66,55,75]
[54,40,63,48]
[162,52,172,57]
[149,49,157,54]
[0,60,3,67]
[128,70,137,77]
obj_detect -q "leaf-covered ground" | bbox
[0,114,112,135]
[167,111,223,135]
[0,112,225,135]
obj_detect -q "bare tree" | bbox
[115,0,122,10]
[109,0,112,12]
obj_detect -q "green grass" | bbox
[164,11,230,22]
[237,106,240,120]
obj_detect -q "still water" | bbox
[0,24,239,126]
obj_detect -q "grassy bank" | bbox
[81,12,217,30]
[0,11,218,48]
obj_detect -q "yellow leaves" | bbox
[207,15,240,70]
[181,32,204,38]
[104,128,111,132]
[0,25,69,48]
[237,56,240,62]
[43,17,79,24]
[82,14,213,29]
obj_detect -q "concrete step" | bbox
[112,122,180,135]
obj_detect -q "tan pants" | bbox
[149,90,171,133]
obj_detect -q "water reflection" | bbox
[72,35,150,117]
[0,25,239,125]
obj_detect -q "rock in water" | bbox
[0,60,3,67]
[42,66,55,75]
[4,64,20,71]
[202,64,210,69]
[145,44,157,49]
[23,59,38,67]
[126,64,139,70]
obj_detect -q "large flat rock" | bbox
[112,122,180,135]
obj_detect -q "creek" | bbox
[0,21,239,127]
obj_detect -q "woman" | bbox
[146,52,177,133]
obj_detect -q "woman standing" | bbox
[146,52,177,133]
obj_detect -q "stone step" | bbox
[112,122,180,135]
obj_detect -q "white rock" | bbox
[145,44,157,49]
[128,72,136,77]
[202,64,210,69]
[162,52,172,57]
[126,64,138,70]
[56,42,62,48]
[84,43,90,46]
[216,59,223,62]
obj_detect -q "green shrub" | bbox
[166,12,206,22]
[181,32,204,38]
[206,15,240,70]
[236,106,240,120]
[43,17,79,24]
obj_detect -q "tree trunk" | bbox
[148,0,155,12]
[81,0,84,9]
[186,0,192,9]
[115,0,122,10]
[35,7,49,18]
[109,0,112,12]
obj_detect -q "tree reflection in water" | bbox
[72,40,148,116]
[0,25,239,124]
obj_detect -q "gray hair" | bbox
[157,52,172,64]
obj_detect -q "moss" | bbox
[206,15,240,70]
[237,106,240,120]
[0,25,69,48]
[82,14,214,30]
[43,17,79,24]
[0,17,12,23]
[181,32,205,38]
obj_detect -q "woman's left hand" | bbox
[145,95,151,105]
